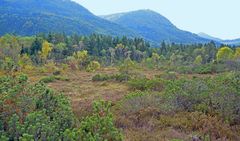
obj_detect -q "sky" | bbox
[73,0,240,40]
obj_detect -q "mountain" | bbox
[198,32,222,42]
[102,10,209,44]
[198,33,240,45]
[0,1,224,44]
[222,39,240,46]
[0,0,137,36]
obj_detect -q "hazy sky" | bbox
[73,0,240,40]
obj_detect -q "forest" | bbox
[0,33,240,141]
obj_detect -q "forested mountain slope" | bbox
[0,0,137,36]
[102,10,210,44]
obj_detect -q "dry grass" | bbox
[46,67,130,117]
[1,67,221,140]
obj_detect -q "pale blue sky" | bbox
[73,0,240,40]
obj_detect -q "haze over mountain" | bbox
[198,32,240,45]
[0,0,136,37]
[102,10,209,44]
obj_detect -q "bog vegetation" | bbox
[0,33,240,140]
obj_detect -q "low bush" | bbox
[0,75,122,141]
[155,71,178,80]
[92,74,111,81]
[40,75,69,83]
[86,61,101,72]
[113,73,131,82]
[92,73,131,82]
[164,72,240,123]
[63,101,123,141]
[158,112,235,140]
[0,74,75,140]
[116,72,240,140]
[192,64,212,74]
[128,78,164,91]
[128,78,149,91]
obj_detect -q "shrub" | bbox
[92,73,131,82]
[146,79,164,91]
[39,75,69,83]
[163,72,240,123]
[128,78,164,91]
[86,61,101,72]
[156,71,178,80]
[92,74,111,81]
[128,78,149,91]
[176,66,193,74]
[193,64,212,74]
[0,74,75,140]
[39,75,56,83]
[113,73,131,82]
[53,70,61,75]
[63,101,123,141]
[158,112,234,140]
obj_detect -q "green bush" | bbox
[0,74,75,140]
[86,61,101,72]
[193,64,212,74]
[92,74,111,81]
[163,72,240,123]
[40,75,69,83]
[39,75,56,83]
[0,74,123,141]
[176,66,193,74]
[63,101,123,141]
[128,78,164,91]
[128,78,148,91]
[156,71,178,80]
[113,73,131,82]
[92,73,130,82]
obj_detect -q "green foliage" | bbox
[40,41,52,61]
[92,74,111,81]
[164,72,240,122]
[63,101,123,141]
[1,33,239,75]
[155,72,178,80]
[234,47,240,59]
[0,74,124,140]
[216,47,234,62]
[39,75,69,83]
[128,78,164,91]
[192,64,212,74]
[1,57,16,72]
[194,55,203,65]
[0,74,75,140]
[128,78,149,91]
[113,73,131,82]
[92,73,131,82]
[119,58,136,76]
[73,50,88,62]
[86,61,101,72]
[117,72,240,140]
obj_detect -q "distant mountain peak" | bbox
[103,10,209,44]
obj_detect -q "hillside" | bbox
[102,10,209,44]
[198,32,240,45]
[0,0,137,36]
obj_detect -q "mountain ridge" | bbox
[1,0,239,45]
[198,32,240,45]
[102,10,210,44]
[0,0,138,37]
